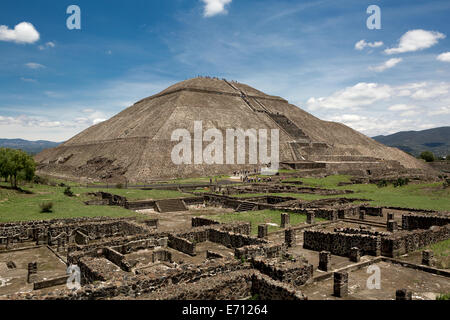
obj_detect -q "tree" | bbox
[0,148,36,188]
[446,154,450,161]
[419,151,435,162]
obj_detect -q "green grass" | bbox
[283,175,352,188]
[416,239,450,269]
[233,175,450,212]
[209,209,326,235]
[0,182,191,223]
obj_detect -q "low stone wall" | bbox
[33,275,69,290]
[381,225,450,257]
[0,217,135,239]
[191,217,220,227]
[251,272,306,300]
[402,213,450,231]
[235,243,285,260]
[138,270,306,300]
[6,259,247,300]
[303,230,381,257]
[251,257,313,286]
[208,229,266,249]
[360,206,383,217]
[168,234,196,256]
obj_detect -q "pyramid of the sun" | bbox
[35,77,433,182]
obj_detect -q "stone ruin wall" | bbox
[303,229,381,257]
[381,224,450,257]
[402,213,450,231]
[142,270,306,300]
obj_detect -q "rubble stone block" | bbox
[306,211,315,224]
[422,250,434,266]
[396,289,412,300]
[258,224,268,239]
[387,220,398,233]
[284,228,296,247]
[333,271,348,297]
[281,213,290,228]
[349,247,361,262]
[319,251,331,272]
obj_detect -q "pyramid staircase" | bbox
[235,202,257,212]
[155,199,187,213]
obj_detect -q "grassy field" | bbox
[0,182,190,222]
[233,175,450,212]
[209,209,326,235]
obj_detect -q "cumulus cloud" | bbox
[354,40,383,50]
[0,115,62,128]
[385,29,445,54]
[0,22,40,44]
[411,83,450,100]
[437,52,450,62]
[369,58,402,72]
[202,0,232,17]
[306,82,392,110]
[25,62,45,69]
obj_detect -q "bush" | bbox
[436,293,450,300]
[115,183,124,189]
[40,202,53,213]
[377,180,388,188]
[419,151,435,162]
[394,177,409,187]
[33,175,49,185]
[64,186,74,197]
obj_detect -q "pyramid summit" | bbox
[35,77,433,183]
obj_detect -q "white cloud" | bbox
[437,52,450,62]
[400,110,419,117]
[202,0,232,17]
[306,82,392,110]
[388,104,416,111]
[411,83,450,100]
[354,40,383,50]
[428,106,450,116]
[25,62,45,69]
[20,77,37,83]
[0,22,40,44]
[38,41,56,50]
[385,29,445,54]
[369,58,402,72]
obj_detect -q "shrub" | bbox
[419,151,435,162]
[394,177,409,187]
[377,180,388,188]
[436,293,450,300]
[64,186,74,197]
[115,183,124,189]
[40,202,53,213]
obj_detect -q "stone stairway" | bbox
[155,199,187,213]
[267,113,310,142]
[235,202,257,212]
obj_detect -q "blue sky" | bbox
[0,0,449,141]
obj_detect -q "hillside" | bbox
[373,127,450,158]
[0,139,61,155]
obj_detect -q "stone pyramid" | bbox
[35,77,433,182]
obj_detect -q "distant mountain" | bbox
[0,139,61,155]
[373,126,450,158]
